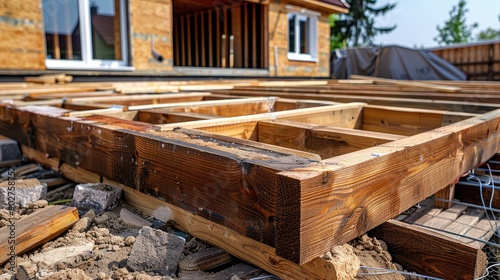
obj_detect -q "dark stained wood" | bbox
[0,105,318,247]
[276,108,500,264]
[232,4,242,68]
[370,220,487,280]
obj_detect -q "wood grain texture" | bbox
[257,120,402,159]
[0,206,79,266]
[370,220,487,280]
[20,145,339,280]
[0,105,318,247]
[277,108,500,264]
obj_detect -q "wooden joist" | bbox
[370,220,487,279]
[20,145,339,280]
[276,108,500,263]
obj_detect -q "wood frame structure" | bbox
[1,78,500,278]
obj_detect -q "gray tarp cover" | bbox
[331,45,466,80]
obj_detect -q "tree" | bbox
[477,27,500,41]
[330,0,397,48]
[434,0,478,45]
[476,16,500,41]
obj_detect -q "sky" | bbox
[372,0,500,48]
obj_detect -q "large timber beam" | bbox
[0,104,319,247]
[19,145,339,280]
[276,108,500,264]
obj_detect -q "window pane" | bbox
[288,15,296,53]
[90,0,122,60]
[299,18,310,54]
[43,0,81,60]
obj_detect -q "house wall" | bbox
[129,0,173,72]
[0,1,45,70]
[268,0,330,77]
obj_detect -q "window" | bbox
[42,0,130,70]
[287,11,318,62]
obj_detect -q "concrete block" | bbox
[127,226,185,276]
[0,179,47,208]
[72,183,122,214]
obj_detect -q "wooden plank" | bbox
[155,103,365,132]
[187,15,192,66]
[362,106,475,136]
[261,4,268,69]
[276,108,500,264]
[194,13,199,67]
[350,75,462,93]
[138,111,220,124]
[443,207,484,237]
[181,16,186,66]
[251,4,256,68]
[216,10,220,68]
[370,220,487,280]
[20,145,339,280]
[201,12,206,67]
[459,219,500,248]
[243,3,249,68]
[414,207,443,225]
[208,11,213,67]
[423,204,468,230]
[257,120,403,159]
[232,4,243,68]
[0,205,79,266]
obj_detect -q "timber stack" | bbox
[0,77,500,279]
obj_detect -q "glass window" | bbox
[42,0,129,69]
[287,11,317,61]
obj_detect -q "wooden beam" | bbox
[223,89,498,114]
[155,103,365,132]
[362,106,476,136]
[0,205,79,266]
[370,220,487,279]
[257,120,403,158]
[138,111,220,124]
[276,108,500,264]
[19,145,338,280]
[434,184,456,209]
[0,105,319,248]
[350,75,462,93]
[232,4,243,68]
[208,11,213,67]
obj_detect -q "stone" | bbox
[120,208,152,228]
[328,244,361,280]
[0,179,47,208]
[31,199,48,208]
[0,139,21,163]
[127,226,185,276]
[0,273,13,280]
[72,217,91,232]
[72,183,122,214]
[125,236,136,246]
[30,243,94,267]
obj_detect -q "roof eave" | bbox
[286,0,349,14]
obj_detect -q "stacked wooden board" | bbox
[1,77,500,279]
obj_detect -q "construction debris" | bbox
[0,179,47,208]
[72,183,122,214]
[127,226,186,276]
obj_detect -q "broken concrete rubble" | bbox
[0,179,47,208]
[127,226,186,276]
[72,183,122,214]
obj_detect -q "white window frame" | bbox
[45,0,133,71]
[286,7,319,62]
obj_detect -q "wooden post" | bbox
[243,3,249,68]
[113,0,122,60]
[252,4,257,68]
[187,15,192,66]
[194,13,199,67]
[434,184,456,209]
[181,16,186,66]
[232,4,242,68]
[208,11,213,67]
